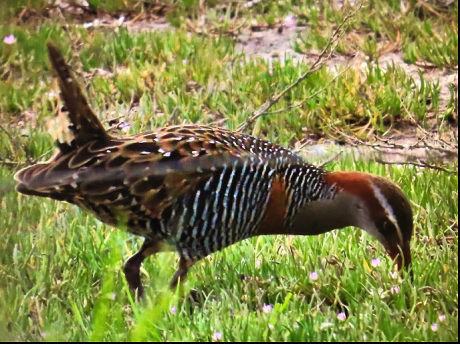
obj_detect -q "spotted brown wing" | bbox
[15,128,293,228]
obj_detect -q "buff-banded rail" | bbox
[15,43,413,299]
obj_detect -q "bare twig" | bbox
[422,138,458,155]
[397,93,459,155]
[237,2,365,132]
[335,127,458,172]
[375,158,458,174]
[0,158,20,166]
[415,0,442,16]
[346,134,458,158]
[319,151,344,169]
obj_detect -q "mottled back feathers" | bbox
[14,43,329,257]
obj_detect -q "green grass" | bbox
[0,159,458,341]
[0,0,458,341]
[295,0,458,69]
[0,23,452,163]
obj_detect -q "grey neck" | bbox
[288,191,362,236]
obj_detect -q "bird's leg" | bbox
[124,239,160,300]
[169,257,197,290]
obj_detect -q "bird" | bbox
[15,43,413,299]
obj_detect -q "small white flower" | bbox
[389,271,399,279]
[431,323,438,332]
[310,271,319,280]
[268,324,274,330]
[47,91,57,99]
[438,314,446,322]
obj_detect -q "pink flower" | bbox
[390,286,400,294]
[256,259,261,268]
[431,323,438,332]
[337,312,347,321]
[283,15,296,28]
[263,304,273,313]
[119,122,131,132]
[212,332,223,341]
[371,258,381,267]
[310,271,319,280]
[171,306,177,314]
[268,324,274,330]
[3,34,16,44]
[438,314,446,322]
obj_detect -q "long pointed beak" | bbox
[386,240,413,279]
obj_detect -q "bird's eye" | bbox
[381,219,397,235]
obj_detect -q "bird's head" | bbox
[324,171,414,272]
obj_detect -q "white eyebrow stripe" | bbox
[371,183,403,243]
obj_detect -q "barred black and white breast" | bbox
[16,123,310,248]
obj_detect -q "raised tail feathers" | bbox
[14,43,110,196]
[46,42,109,147]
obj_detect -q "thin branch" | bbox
[422,138,458,155]
[375,158,457,174]
[347,134,458,157]
[293,140,313,153]
[237,2,365,132]
[396,88,459,155]
[415,0,442,16]
[319,151,344,169]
